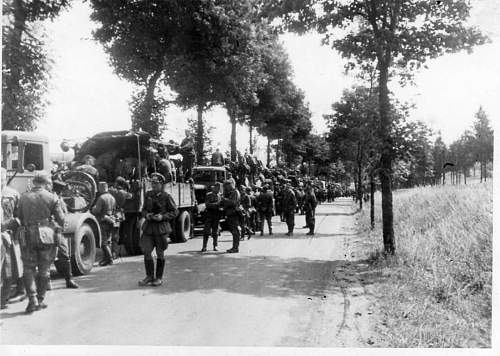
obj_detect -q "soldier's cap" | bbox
[32,171,52,185]
[151,173,165,184]
[97,181,108,192]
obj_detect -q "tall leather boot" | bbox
[213,235,218,251]
[201,236,208,252]
[138,258,154,286]
[307,223,315,235]
[62,261,79,289]
[153,258,165,286]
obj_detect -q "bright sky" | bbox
[37,0,500,158]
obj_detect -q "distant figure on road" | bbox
[282,183,297,236]
[211,148,225,167]
[201,183,221,252]
[180,130,196,180]
[256,185,274,236]
[303,186,318,236]
[139,173,178,287]
[222,180,241,253]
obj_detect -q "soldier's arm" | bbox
[91,197,103,216]
[161,193,178,221]
[52,195,66,227]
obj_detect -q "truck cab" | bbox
[1,130,102,276]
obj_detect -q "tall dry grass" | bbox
[361,183,492,347]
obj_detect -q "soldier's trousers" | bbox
[305,210,315,231]
[226,214,240,249]
[203,215,219,247]
[284,210,295,233]
[22,243,57,301]
[258,211,272,234]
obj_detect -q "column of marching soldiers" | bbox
[0,144,349,316]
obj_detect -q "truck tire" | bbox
[173,210,191,243]
[122,215,142,256]
[71,223,96,276]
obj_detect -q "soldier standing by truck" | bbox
[201,183,221,252]
[17,171,66,313]
[180,130,196,180]
[222,180,241,253]
[109,176,132,258]
[92,182,117,267]
[1,168,24,309]
[282,183,297,237]
[139,173,178,287]
[256,185,274,236]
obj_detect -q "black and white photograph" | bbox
[0,0,497,354]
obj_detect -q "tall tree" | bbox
[432,134,447,185]
[2,0,70,130]
[267,0,488,254]
[472,106,493,182]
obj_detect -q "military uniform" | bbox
[109,182,132,257]
[222,183,241,253]
[303,190,318,235]
[139,175,178,286]
[92,185,117,266]
[256,188,274,236]
[1,185,22,308]
[282,187,297,236]
[18,176,66,313]
[202,190,221,251]
[180,136,196,180]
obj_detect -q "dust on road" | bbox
[1,198,384,346]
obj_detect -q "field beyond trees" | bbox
[360,183,492,347]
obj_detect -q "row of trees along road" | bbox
[89,0,312,163]
[264,0,489,254]
[2,1,492,256]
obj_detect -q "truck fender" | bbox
[63,212,102,248]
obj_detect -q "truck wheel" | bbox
[122,216,142,256]
[173,210,191,243]
[71,223,96,276]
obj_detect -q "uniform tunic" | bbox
[203,191,221,240]
[222,188,241,249]
[281,188,297,232]
[141,190,178,252]
[92,192,117,246]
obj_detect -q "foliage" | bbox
[2,0,70,130]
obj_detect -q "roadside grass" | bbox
[358,183,492,347]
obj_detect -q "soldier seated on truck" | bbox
[75,154,99,180]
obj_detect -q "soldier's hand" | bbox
[152,214,163,222]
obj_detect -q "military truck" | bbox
[1,130,101,275]
[69,130,196,255]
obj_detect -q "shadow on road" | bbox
[76,253,384,300]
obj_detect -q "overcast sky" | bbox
[37,0,500,158]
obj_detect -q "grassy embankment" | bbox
[359,183,492,347]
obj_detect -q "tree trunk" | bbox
[370,172,375,229]
[463,168,467,185]
[133,70,162,136]
[249,124,254,155]
[266,137,271,167]
[196,103,204,165]
[357,161,363,210]
[377,61,395,254]
[276,139,281,166]
[2,0,27,130]
[230,114,237,162]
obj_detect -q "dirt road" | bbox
[1,198,383,346]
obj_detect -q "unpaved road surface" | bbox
[1,198,383,346]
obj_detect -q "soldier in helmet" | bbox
[221,180,241,253]
[282,183,297,236]
[92,182,117,267]
[17,171,66,313]
[201,183,221,252]
[139,173,178,286]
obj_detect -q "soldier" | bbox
[75,154,99,180]
[109,176,133,258]
[239,186,253,240]
[180,130,196,180]
[246,186,257,236]
[1,168,23,309]
[52,180,79,288]
[17,171,66,313]
[201,183,221,252]
[156,147,174,183]
[303,186,318,235]
[256,185,274,236]
[92,182,117,266]
[221,180,241,253]
[139,173,178,287]
[282,183,297,236]
[211,148,224,166]
[226,172,236,188]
